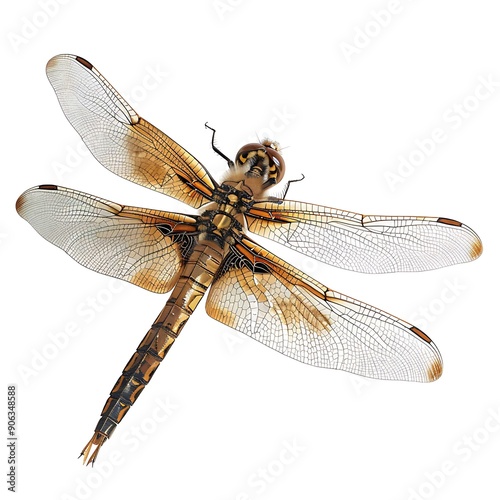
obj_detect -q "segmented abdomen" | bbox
[81,241,223,464]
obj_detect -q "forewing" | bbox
[246,200,482,273]
[46,54,217,208]
[16,185,199,293]
[206,235,442,382]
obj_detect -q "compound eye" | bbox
[235,143,264,167]
[266,147,285,185]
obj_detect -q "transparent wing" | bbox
[246,200,482,273]
[16,185,199,293]
[46,54,217,208]
[206,235,442,382]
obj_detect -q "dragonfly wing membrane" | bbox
[246,200,482,273]
[205,235,442,382]
[46,54,217,208]
[16,185,199,293]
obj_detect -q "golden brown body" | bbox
[82,240,224,464]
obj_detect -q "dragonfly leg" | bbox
[205,122,235,168]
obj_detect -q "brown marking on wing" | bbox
[247,208,271,219]
[117,206,198,230]
[410,326,432,343]
[128,118,213,198]
[427,359,443,381]
[437,217,462,227]
[132,154,169,188]
[247,200,482,273]
[470,238,483,260]
[15,194,26,213]
[238,237,328,302]
[126,122,169,186]
[15,187,56,214]
[191,180,216,198]
[234,241,268,266]
[125,119,216,205]
[205,301,238,327]
[46,55,217,208]
[208,235,443,380]
[247,207,295,223]
[75,56,93,70]
[16,185,198,294]
[130,266,180,293]
[167,223,198,233]
[235,238,333,331]
[168,164,215,199]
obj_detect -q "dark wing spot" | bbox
[76,56,93,70]
[437,217,462,227]
[410,326,432,343]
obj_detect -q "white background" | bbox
[2,1,498,499]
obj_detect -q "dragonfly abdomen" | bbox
[80,241,224,465]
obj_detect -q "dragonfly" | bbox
[17,54,482,465]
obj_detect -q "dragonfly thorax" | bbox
[198,183,250,247]
[209,181,255,211]
[197,205,243,248]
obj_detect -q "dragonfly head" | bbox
[234,140,285,189]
